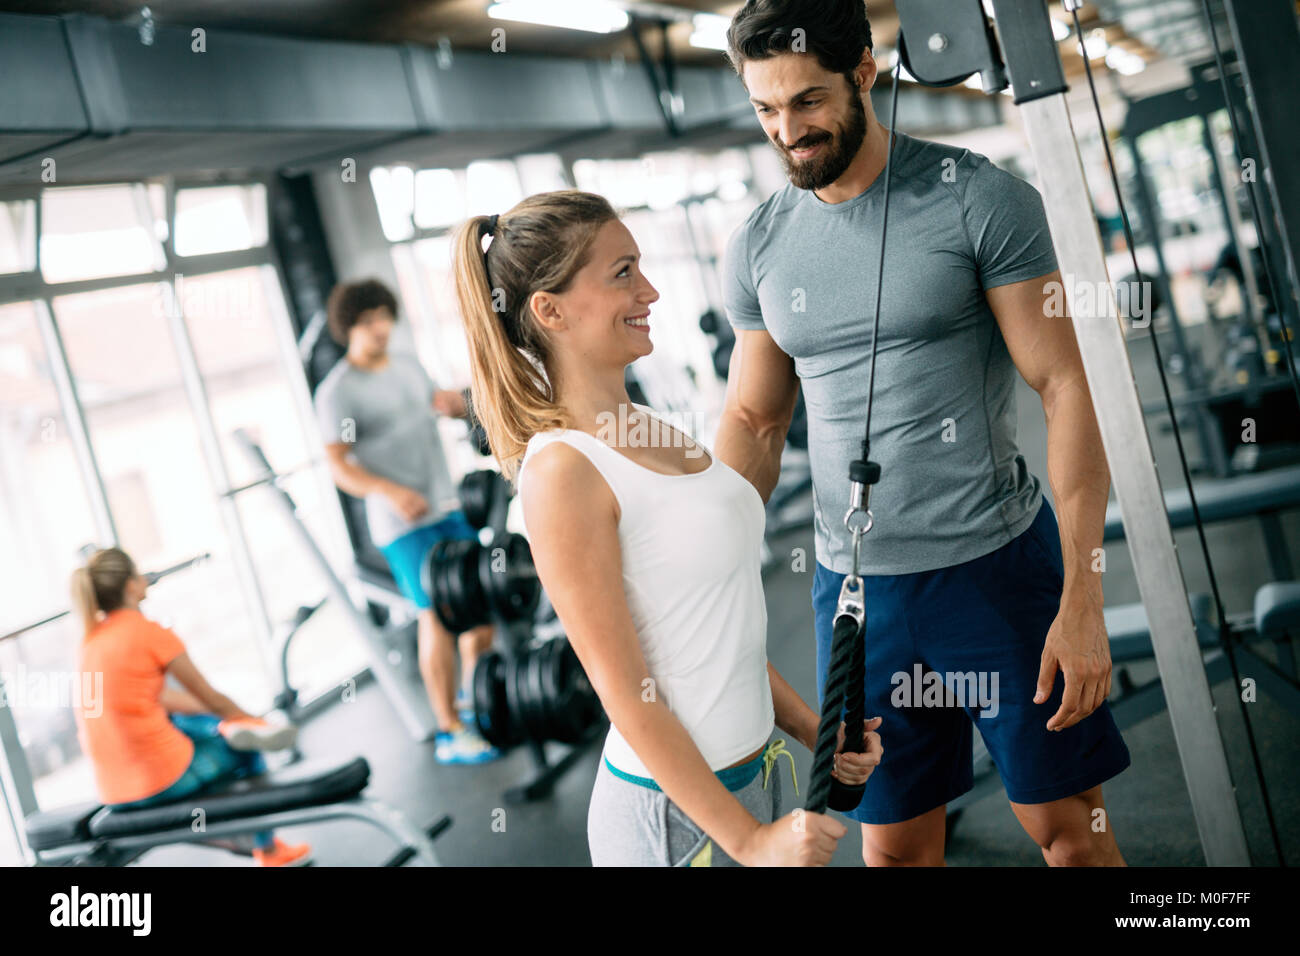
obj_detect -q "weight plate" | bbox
[545,638,572,740]
[507,536,542,620]
[472,650,509,750]
[429,540,463,633]
[480,534,541,624]
[461,539,490,628]
[567,644,603,742]
[459,470,496,530]
[527,642,548,739]
[550,640,586,744]
[539,638,562,707]
[505,652,531,746]
[516,644,540,739]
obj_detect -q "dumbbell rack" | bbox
[474,481,606,805]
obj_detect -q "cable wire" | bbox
[861,55,903,461]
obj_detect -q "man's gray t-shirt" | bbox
[314,351,457,549]
[723,131,1057,576]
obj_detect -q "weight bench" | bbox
[23,756,449,866]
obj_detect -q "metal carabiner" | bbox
[843,473,875,579]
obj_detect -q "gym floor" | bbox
[142,329,1300,866]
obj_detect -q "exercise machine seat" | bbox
[89,756,370,839]
[1254,581,1300,639]
[24,757,370,849]
[1105,592,1216,663]
[25,802,103,852]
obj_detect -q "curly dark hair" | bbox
[726,0,873,83]
[326,278,400,346]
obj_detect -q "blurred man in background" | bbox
[315,278,497,765]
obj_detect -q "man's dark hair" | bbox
[726,0,873,84]
[326,278,399,345]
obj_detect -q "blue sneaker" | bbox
[455,689,475,725]
[434,727,500,765]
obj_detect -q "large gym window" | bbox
[413,168,465,230]
[51,281,276,713]
[180,265,366,699]
[0,301,101,632]
[173,184,269,257]
[464,160,523,217]
[0,300,109,820]
[0,200,36,275]
[370,166,416,242]
[38,184,165,284]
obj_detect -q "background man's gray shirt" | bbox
[723,131,1058,576]
[314,351,457,549]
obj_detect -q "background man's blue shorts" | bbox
[812,498,1130,825]
[380,511,479,611]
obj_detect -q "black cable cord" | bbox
[861,57,903,461]
[1199,0,1300,415]
[1070,6,1284,867]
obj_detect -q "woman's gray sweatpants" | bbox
[586,742,789,867]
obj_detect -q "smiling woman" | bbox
[447,190,875,867]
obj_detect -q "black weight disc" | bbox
[472,650,511,750]
[459,538,490,628]
[429,540,466,633]
[515,644,541,739]
[540,638,567,740]
[569,644,604,741]
[505,652,531,745]
[479,533,541,624]
[441,538,479,633]
[527,641,549,739]
[458,470,498,530]
[539,638,562,711]
[551,640,593,744]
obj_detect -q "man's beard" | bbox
[774,92,869,191]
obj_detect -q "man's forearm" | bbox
[1042,375,1110,600]
[715,409,787,503]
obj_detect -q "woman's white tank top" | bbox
[517,407,775,777]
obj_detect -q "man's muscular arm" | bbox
[714,329,801,503]
[988,270,1113,731]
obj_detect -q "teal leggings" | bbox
[110,713,274,850]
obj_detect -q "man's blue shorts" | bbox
[379,511,479,611]
[812,497,1131,825]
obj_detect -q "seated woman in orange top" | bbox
[71,546,311,867]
